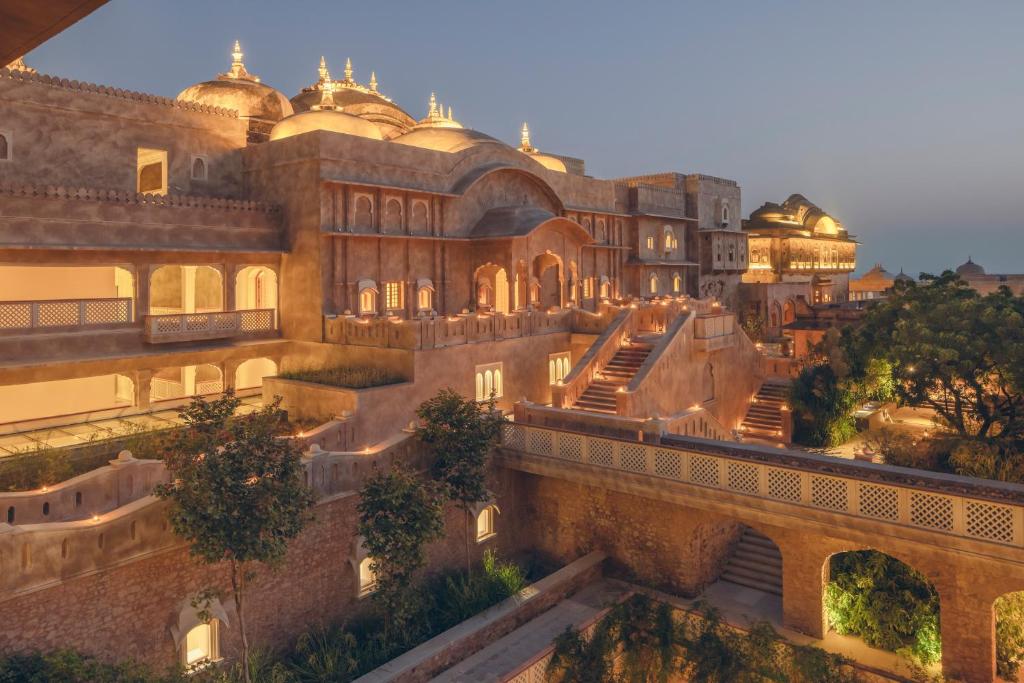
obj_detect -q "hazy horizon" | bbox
[21,0,1024,277]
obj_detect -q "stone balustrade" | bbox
[143,308,276,343]
[0,297,133,333]
[500,423,1024,549]
[514,401,732,443]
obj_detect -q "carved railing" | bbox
[324,309,575,350]
[144,308,276,343]
[0,298,132,333]
[500,424,1024,548]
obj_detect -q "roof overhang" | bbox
[0,0,110,66]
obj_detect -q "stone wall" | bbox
[0,463,527,669]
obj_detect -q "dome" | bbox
[517,123,566,173]
[392,127,505,154]
[176,42,293,124]
[290,58,415,138]
[956,257,985,277]
[269,106,383,142]
[894,269,914,283]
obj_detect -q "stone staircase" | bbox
[572,337,657,414]
[719,527,782,596]
[740,380,789,441]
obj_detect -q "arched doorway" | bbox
[824,550,942,668]
[533,253,562,309]
[151,364,223,402]
[150,265,222,315]
[235,266,278,313]
[782,300,796,326]
[994,590,1024,680]
[474,264,510,314]
[235,358,278,390]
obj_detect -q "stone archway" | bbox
[532,253,562,309]
[474,263,510,314]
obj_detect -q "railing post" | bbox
[78,299,87,325]
[30,302,39,329]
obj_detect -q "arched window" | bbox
[599,277,611,299]
[410,201,428,233]
[418,287,432,311]
[358,557,377,596]
[649,273,658,295]
[476,505,497,541]
[475,363,503,401]
[358,281,378,315]
[596,219,606,243]
[182,621,219,668]
[664,227,674,251]
[646,235,655,250]
[549,352,571,384]
[353,195,373,230]
[703,363,715,403]
[0,132,10,161]
[722,204,730,225]
[190,156,207,181]
[384,198,402,232]
[672,273,682,293]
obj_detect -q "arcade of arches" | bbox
[508,469,1024,682]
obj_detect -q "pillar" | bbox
[224,265,237,312]
[182,366,197,397]
[779,539,827,639]
[135,369,152,410]
[135,264,151,318]
[940,587,997,683]
[181,266,197,314]
[222,359,239,393]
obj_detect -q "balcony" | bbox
[693,313,736,352]
[143,308,276,344]
[0,297,133,334]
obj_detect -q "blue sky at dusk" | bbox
[24,0,1024,276]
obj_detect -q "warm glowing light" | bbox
[92,514,100,523]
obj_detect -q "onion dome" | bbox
[517,122,567,173]
[269,79,383,142]
[290,57,415,139]
[955,257,985,277]
[177,41,293,127]
[894,269,914,283]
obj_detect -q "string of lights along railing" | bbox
[500,424,1024,547]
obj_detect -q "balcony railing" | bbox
[143,308,276,343]
[0,297,133,333]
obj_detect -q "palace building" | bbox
[4,37,1019,683]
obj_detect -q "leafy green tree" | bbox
[154,392,315,683]
[789,364,858,448]
[357,466,445,632]
[415,388,504,571]
[824,551,941,665]
[844,273,1024,440]
[996,592,1024,679]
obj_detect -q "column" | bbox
[222,359,239,393]
[941,587,997,683]
[223,265,237,312]
[183,365,197,397]
[779,538,827,639]
[135,264,152,318]
[136,369,152,410]
[182,266,197,314]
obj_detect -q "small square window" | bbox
[0,131,11,162]
[137,147,167,195]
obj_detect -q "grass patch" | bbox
[278,366,403,390]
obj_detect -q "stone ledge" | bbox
[353,551,606,683]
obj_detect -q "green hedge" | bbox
[278,366,403,390]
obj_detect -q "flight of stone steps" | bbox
[739,380,790,440]
[572,337,657,414]
[719,527,783,596]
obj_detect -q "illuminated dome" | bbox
[392,97,505,153]
[176,41,293,125]
[517,123,567,173]
[270,82,383,141]
[290,57,415,139]
[955,257,985,277]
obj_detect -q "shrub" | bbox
[824,551,941,665]
[278,366,402,389]
[996,592,1024,679]
[790,364,857,448]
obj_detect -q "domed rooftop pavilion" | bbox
[392,93,508,153]
[290,57,415,139]
[270,80,383,142]
[516,122,567,173]
[955,257,986,277]
[177,41,294,141]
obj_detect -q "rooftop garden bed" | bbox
[277,366,404,390]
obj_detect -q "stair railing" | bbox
[551,307,635,409]
[616,310,694,415]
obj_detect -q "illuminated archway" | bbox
[150,265,222,315]
[235,358,278,390]
[151,364,222,402]
[532,253,562,309]
[235,266,278,312]
[474,264,510,314]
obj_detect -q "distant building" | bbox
[849,263,913,301]
[740,194,857,338]
[953,257,1024,295]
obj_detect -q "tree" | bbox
[357,466,445,632]
[789,364,858,448]
[154,392,314,683]
[415,388,504,571]
[844,273,1024,440]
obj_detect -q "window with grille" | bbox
[475,362,503,401]
[384,282,403,310]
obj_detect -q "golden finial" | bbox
[4,56,34,73]
[428,92,438,117]
[318,56,329,83]
[223,40,258,81]
[447,106,453,120]
[314,78,338,110]
[369,71,378,92]
[520,122,536,153]
[344,57,353,82]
